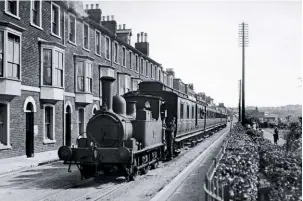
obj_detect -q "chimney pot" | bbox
[111,15,114,21]
[86,4,89,9]
[96,4,99,9]
[140,32,144,43]
[123,24,126,29]
[144,33,147,42]
[102,16,106,21]
[107,16,110,21]
[119,24,122,29]
[91,4,93,9]
[137,33,140,42]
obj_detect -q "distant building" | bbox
[246,107,265,119]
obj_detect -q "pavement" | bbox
[0,150,59,176]
[262,128,286,146]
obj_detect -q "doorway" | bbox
[25,103,34,157]
[65,106,71,146]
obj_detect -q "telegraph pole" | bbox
[238,80,242,122]
[239,22,248,125]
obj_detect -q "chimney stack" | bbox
[111,15,114,20]
[123,24,126,29]
[91,4,93,9]
[144,33,147,42]
[96,4,99,9]
[140,32,144,42]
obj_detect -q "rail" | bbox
[204,128,231,201]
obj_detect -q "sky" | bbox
[85,0,302,108]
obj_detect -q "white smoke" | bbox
[67,1,88,18]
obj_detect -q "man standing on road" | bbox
[274,126,279,145]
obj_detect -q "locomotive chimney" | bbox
[127,101,137,118]
[100,76,116,111]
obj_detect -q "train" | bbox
[58,76,228,181]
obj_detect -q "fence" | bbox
[204,133,230,201]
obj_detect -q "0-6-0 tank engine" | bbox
[58,76,167,181]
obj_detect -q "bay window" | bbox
[76,60,92,93]
[0,29,22,80]
[41,46,64,87]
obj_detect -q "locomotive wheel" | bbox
[81,164,97,179]
[151,161,159,169]
[141,165,150,175]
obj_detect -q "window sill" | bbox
[68,40,77,46]
[95,52,102,58]
[75,91,92,94]
[83,47,90,52]
[4,11,20,20]
[40,85,64,89]
[30,23,43,31]
[50,32,61,39]
[0,144,12,150]
[43,139,56,144]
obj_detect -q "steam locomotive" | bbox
[58,76,227,181]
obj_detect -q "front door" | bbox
[26,112,34,157]
[65,112,71,146]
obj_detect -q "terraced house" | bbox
[0,1,216,159]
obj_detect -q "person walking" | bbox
[273,126,279,145]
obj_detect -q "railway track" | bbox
[26,126,227,201]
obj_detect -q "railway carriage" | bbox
[58,79,228,181]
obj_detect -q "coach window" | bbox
[76,60,92,93]
[180,102,184,119]
[5,0,20,19]
[68,14,76,44]
[51,2,60,38]
[43,105,55,144]
[192,106,194,119]
[41,46,64,87]
[30,0,42,29]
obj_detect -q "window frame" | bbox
[105,36,111,60]
[122,46,126,67]
[83,22,90,51]
[4,0,20,20]
[135,54,139,72]
[150,63,153,79]
[0,28,22,80]
[140,58,144,75]
[43,104,56,144]
[95,29,101,56]
[68,13,76,45]
[30,0,42,30]
[78,107,85,135]
[40,44,65,88]
[129,50,132,70]
[75,58,93,93]
[0,102,11,150]
[51,2,61,38]
[114,42,119,64]
[145,61,149,77]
